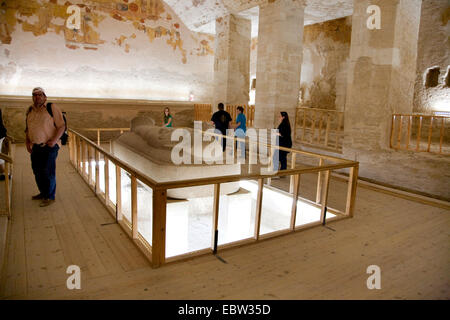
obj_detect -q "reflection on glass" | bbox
[98,158,105,193]
[295,200,336,226]
[90,158,96,186]
[121,169,132,223]
[217,180,257,245]
[166,194,213,258]
[108,160,116,205]
[84,145,88,175]
[260,184,292,235]
[137,179,153,246]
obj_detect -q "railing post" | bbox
[131,175,138,239]
[427,116,434,152]
[345,165,359,217]
[116,165,122,221]
[81,139,85,175]
[302,109,307,142]
[406,115,412,150]
[336,112,343,150]
[254,178,264,240]
[289,153,297,193]
[95,150,100,194]
[416,116,423,151]
[68,132,73,164]
[320,170,331,225]
[316,158,324,204]
[267,146,275,186]
[211,183,220,253]
[87,145,92,185]
[325,114,331,147]
[76,136,81,173]
[72,133,76,166]
[290,174,300,230]
[390,115,396,149]
[97,129,100,146]
[439,118,444,154]
[152,188,167,268]
[317,111,324,144]
[5,161,10,218]
[311,110,316,143]
[104,156,110,204]
[397,115,403,148]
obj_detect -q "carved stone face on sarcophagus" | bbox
[111,117,240,199]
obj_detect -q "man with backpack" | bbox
[25,87,65,207]
[210,102,232,152]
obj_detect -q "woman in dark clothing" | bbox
[274,111,292,171]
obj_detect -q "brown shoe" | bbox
[39,199,55,207]
[32,194,45,200]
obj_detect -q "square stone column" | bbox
[254,0,305,129]
[343,0,422,155]
[213,14,252,108]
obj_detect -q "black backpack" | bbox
[26,103,68,145]
[0,109,6,139]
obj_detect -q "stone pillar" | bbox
[413,0,450,113]
[213,14,251,109]
[343,0,422,155]
[254,0,305,129]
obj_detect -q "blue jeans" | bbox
[235,129,246,159]
[31,144,59,200]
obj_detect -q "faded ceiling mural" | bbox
[0,0,214,62]
[0,0,215,100]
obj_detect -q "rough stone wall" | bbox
[299,17,352,111]
[249,16,352,111]
[254,0,305,129]
[342,0,450,200]
[387,0,422,115]
[344,0,401,152]
[413,0,450,113]
[213,14,251,107]
[0,0,215,101]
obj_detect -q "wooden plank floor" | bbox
[0,145,449,299]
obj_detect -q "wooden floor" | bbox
[0,145,449,299]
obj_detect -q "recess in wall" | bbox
[425,67,440,88]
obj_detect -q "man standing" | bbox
[25,87,65,207]
[210,103,232,152]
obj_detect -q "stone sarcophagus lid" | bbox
[111,117,240,199]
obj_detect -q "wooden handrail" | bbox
[0,153,12,163]
[80,128,130,132]
[295,107,344,152]
[78,128,131,145]
[68,126,359,268]
[156,162,357,190]
[198,128,353,164]
[390,113,449,155]
[68,128,159,188]
[392,113,449,119]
